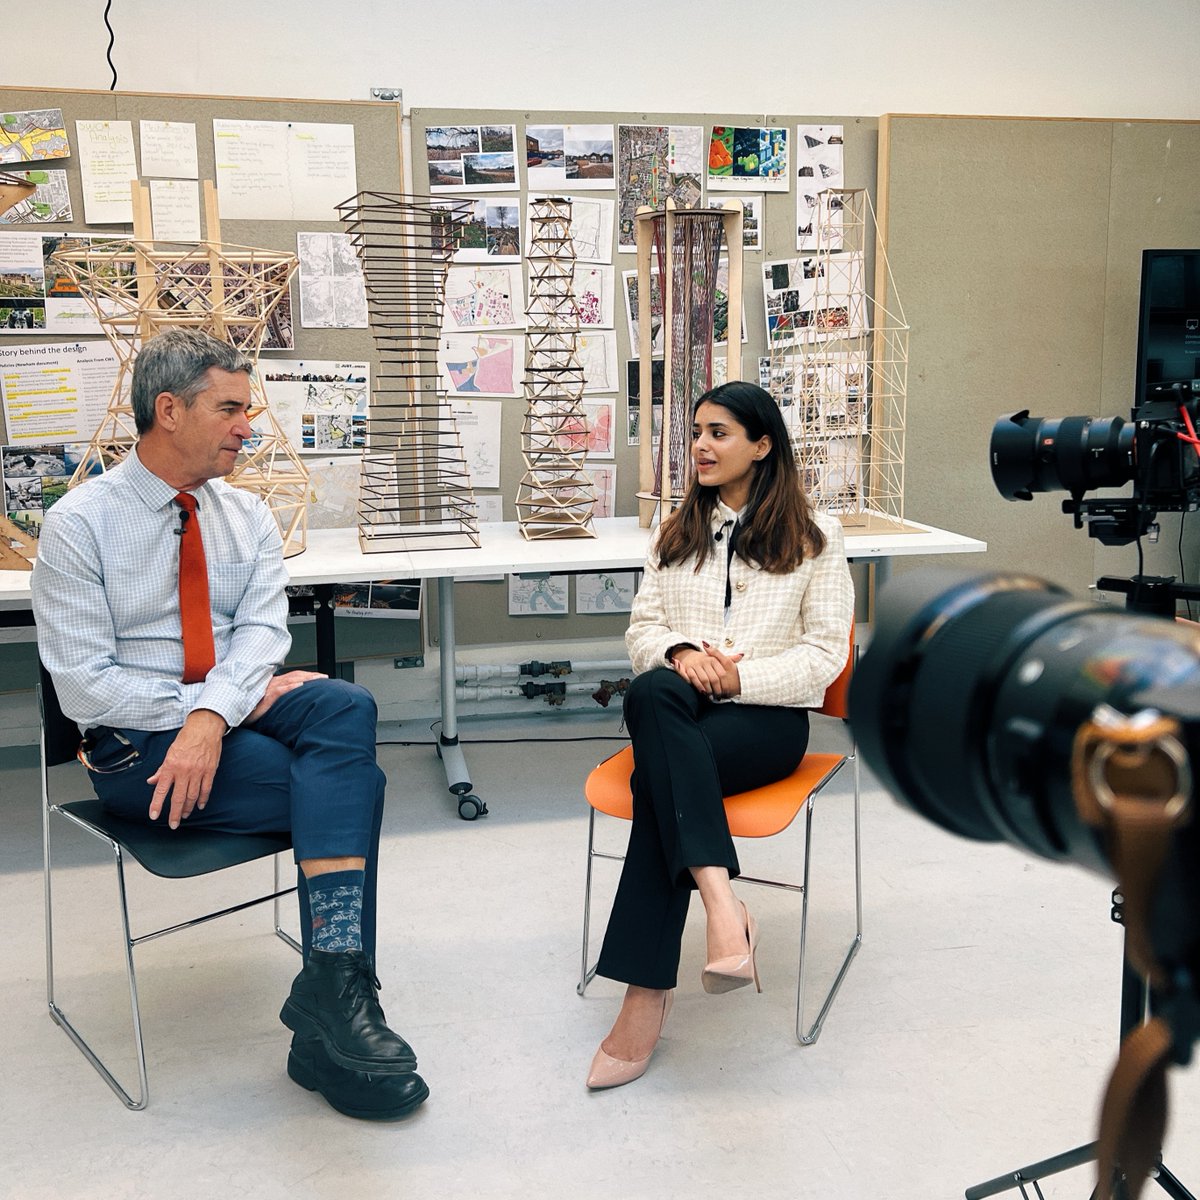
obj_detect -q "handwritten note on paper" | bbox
[149,179,202,241]
[212,119,358,221]
[139,120,199,179]
[75,120,139,224]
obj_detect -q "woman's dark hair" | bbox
[654,380,827,573]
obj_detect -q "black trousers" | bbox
[596,667,810,989]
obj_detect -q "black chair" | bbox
[39,662,301,1110]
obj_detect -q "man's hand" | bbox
[672,642,743,698]
[147,709,226,829]
[244,670,327,725]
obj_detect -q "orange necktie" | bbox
[174,492,216,683]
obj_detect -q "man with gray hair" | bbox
[33,328,428,1120]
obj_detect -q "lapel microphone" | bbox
[714,519,734,543]
[176,508,191,537]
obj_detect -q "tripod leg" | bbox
[1154,1162,1198,1200]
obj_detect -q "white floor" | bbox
[4,710,1199,1200]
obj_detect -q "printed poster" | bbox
[526,124,615,191]
[0,169,72,225]
[525,193,613,264]
[0,340,120,443]
[0,109,70,164]
[297,232,368,329]
[259,360,369,455]
[795,125,845,250]
[707,125,789,193]
[438,333,523,397]
[616,124,704,251]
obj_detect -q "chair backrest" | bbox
[816,622,855,720]
[37,660,84,769]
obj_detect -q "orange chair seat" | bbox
[585,744,847,839]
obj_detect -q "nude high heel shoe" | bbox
[701,899,761,994]
[586,991,674,1091]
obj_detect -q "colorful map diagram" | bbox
[0,109,71,164]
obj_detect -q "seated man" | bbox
[32,328,427,1121]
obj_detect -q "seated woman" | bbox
[587,380,854,1090]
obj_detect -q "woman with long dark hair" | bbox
[586,380,854,1090]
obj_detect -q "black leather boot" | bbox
[287,1037,429,1121]
[280,949,417,1074]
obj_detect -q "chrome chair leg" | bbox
[46,812,149,1110]
[272,853,302,955]
[796,753,863,1046]
[578,808,597,996]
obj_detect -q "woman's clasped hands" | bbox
[671,641,744,699]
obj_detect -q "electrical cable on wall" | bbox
[103,0,118,90]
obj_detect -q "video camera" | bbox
[990,249,1200,546]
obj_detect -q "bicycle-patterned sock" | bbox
[307,869,365,953]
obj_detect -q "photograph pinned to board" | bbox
[525,193,613,263]
[0,340,119,442]
[576,329,619,393]
[625,358,664,447]
[0,231,47,332]
[713,259,747,347]
[707,194,763,251]
[0,169,72,225]
[444,263,524,331]
[777,349,867,432]
[707,125,789,192]
[508,573,569,615]
[426,124,520,191]
[138,119,199,179]
[526,124,615,191]
[615,124,705,251]
[761,253,865,344]
[758,355,796,407]
[795,125,844,250]
[451,396,502,489]
[438,332,524,397]
[297,231,368,329]
[40,233,135,334]
[435,196,522,262]
[334,579,422,620]
[575,570,637,614]
[1,441,95,539]
[0,109,70,164]
[259,359,369,455]
[526,263,613,330]
[212,119,358,221]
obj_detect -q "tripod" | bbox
[964,889,1194,1199]
[967,574,1198,1199]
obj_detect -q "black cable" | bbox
[103,0,117,90]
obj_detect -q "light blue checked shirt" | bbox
[31,447,291,733]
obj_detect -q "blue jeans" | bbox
[86,679,387,961]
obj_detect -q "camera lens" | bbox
[849,567,1200,873]
[990,410,1135,500]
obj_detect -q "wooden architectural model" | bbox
[515,196,596,540]
[766,188,909,532]
[338,192,481,552]
[50,182,310,556]
[634,199,744,527]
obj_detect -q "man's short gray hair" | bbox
[130,329,252,434]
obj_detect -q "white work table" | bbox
[1,515,986,818]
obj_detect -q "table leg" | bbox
[436,576,487,820]
[313,584,337,677]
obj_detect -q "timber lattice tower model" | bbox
[634,199,744,527]
[339,192,481,552]
[51,181,309,556]
[765,188,909,533]
[515,196,596,540]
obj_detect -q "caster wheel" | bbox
[457,795,488,821]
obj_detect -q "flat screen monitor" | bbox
[1135,248,1200,405]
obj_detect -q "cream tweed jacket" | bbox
[626,501,854,708]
